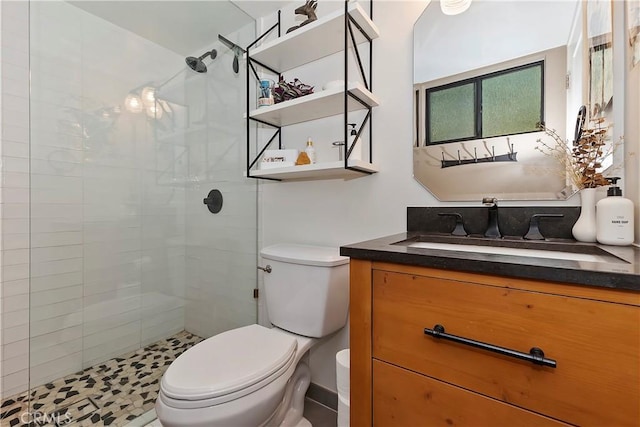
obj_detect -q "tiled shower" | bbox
[1,1,257,424]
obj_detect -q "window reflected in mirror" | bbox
[424,62,543,146]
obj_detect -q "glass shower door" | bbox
[22,1,257,424]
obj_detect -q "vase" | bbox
[572,188,597,242]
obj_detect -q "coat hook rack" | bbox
[440,144,518,169]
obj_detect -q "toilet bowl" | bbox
[156,244,349,427]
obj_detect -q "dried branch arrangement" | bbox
[536,118,614,190]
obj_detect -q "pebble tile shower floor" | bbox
[0,331,202,427]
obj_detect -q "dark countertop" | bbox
[340,232,640,292]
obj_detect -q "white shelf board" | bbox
[249,2,379,72]
[248,82,379,127]
[249,159,378,181]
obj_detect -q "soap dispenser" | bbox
[347,123,361,161]
[596,177,634,246]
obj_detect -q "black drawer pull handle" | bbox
[424,324,557,368]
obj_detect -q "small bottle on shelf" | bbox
[305,137,317,164]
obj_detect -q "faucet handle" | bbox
[524,214,564,240]
[438,213,467,236]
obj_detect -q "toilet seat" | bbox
[160,325,297,409]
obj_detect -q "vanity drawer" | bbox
[373,360,567,427]
[372,270,640,426]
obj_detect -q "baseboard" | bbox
[305,383,338,411]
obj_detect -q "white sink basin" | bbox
[406,241,625,264]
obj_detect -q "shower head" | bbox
[185,49,217,73]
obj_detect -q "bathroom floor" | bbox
[0,331,202,427]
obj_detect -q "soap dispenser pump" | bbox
[596,177,634,246]
[347,123,361,161]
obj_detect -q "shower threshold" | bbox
[0,331,202,427]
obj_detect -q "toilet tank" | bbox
[261,244,349,338]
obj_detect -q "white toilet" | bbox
[155,244,349,427]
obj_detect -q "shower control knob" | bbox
[203,189,223,214]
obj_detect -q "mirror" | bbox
[412,0,617,201]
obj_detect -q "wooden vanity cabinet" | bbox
[350,260,640,426]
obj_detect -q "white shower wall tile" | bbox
[3,353,29,376]
[2,323,29,345]
[1,156,29,173]
[30,298,82,323]
[2,308,28,329]
[2,171,29,188]
[31,258,82,278]
[29,351,83,387]
[83,321,142,352]
[83,309,142,337]
[30,231,83,248]
[1,279,29,297]
[31,245,83,263]
[3,339,28,361]
[2,263,29,282]
[30,272,83,293]
[30,326,83,352]
[29,337,83,367]
[30,285,83,308]
[2,294,29,313]
[1,369,28,398]
[1,140,29,158]
[2,248,29,265]
[30,310,83,337]
[2,233,29,250]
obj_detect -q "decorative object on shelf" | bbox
[260,149,298,169]
[305,137,317,164]
[572,187,598,242]
[286,0,318,34]
[295,151,311,165]
[258,79,275,108]
[273,75,314,104]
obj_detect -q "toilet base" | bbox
[291,417,312,427]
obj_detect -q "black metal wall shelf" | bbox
[245,1,379,181]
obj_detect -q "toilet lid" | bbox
[161,324,297,401]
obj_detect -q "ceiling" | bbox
[68,0,294,56]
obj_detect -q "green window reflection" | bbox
[425,61,544,145]
[482,64,542,137]
[428,83,476,143]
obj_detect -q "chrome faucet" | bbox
[482,197,502,238]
